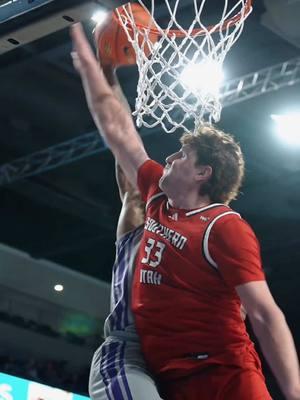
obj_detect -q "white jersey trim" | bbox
[203,211,241,269]
[186,203,226,217]
[146,192,165,211]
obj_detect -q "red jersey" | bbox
[132,160,266,380]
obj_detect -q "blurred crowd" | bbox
[0,353,90,395]
[0,310,100,347]
[0,309,104,395]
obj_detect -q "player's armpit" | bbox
[116,193,145,239]
[115,161,134,202]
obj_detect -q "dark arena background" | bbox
[0,0,299,399]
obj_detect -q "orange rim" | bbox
[118,0,253,38]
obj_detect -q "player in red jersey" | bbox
[71,23,300,400]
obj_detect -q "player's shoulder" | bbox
[146,191,166,210]
[191,203,251,233]
[208,205,257,240]
[186,203,240,223]
[209,204,241,224]
[138,159,163,177]
[138,159,165,203]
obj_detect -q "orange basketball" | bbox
[94,3,158,67]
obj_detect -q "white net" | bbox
[117,0,252,134]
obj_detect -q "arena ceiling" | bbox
[0,0,299,342]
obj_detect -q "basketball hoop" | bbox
[116,0,253,134]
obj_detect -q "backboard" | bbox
[0,0,127,55]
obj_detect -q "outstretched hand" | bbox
[70,23,136,145]
[70,22,146,186]
[70,23,113,112]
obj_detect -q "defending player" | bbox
[89,160,162,400]
[71,23,300,400]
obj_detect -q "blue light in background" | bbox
[0,373,89,400]
[0,0,55,24]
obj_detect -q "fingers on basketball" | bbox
[94,3,158,68]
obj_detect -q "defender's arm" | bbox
[115,161,145,239]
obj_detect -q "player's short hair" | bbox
[180,124,245,204]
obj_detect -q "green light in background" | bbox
[59,313,101,337]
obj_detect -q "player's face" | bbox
[159,145,200,195]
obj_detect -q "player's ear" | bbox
[195,165,212,182]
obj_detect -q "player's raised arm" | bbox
[70,23,148,187]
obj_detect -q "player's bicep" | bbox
[114,143,149,188]
[236,280,279,323]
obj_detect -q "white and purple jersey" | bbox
[104,225,144,340]
[89,225,162,399]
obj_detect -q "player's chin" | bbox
[160,166,172,189]
[159,175,166,191]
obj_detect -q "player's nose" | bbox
[166,151,179,164]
